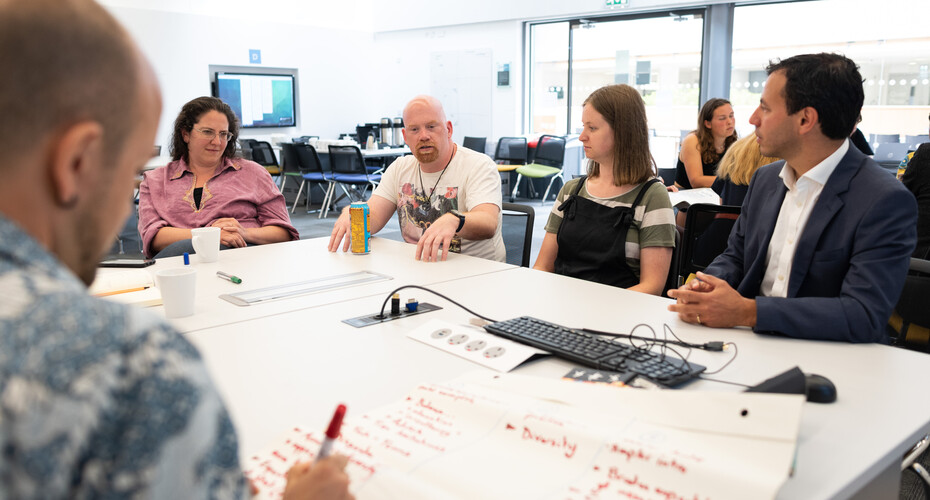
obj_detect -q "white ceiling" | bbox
[98,0,376,30]
[98,0,745,33]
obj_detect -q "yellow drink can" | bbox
[349,202,370,254]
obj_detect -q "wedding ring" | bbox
[696,314,703,325]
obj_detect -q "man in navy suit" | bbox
[669,53,917,343]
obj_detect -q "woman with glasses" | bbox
[138,96,297,258]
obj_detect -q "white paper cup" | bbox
[155,267,197,318]
[191,226,221,263]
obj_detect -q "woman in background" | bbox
[675,98,738,190]
[712,132,780,207]
[533,84,676,295]
[674,98,737,225]
[138,97,298,258]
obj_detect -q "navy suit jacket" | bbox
[704,142,917,342]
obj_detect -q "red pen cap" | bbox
[325,404,347,439]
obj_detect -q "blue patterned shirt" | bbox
[0,215,246,498]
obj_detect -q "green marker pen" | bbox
[216,271,242,284]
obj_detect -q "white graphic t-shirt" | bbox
[373,145,505,262]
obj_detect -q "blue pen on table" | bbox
[315,404,347,462]
[216,271,242,284]
[183,252,190,265]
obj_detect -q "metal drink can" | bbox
[349,201,371,254]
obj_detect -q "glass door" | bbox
[568,12,705,170]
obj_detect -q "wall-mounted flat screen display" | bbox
[213,72,296,128]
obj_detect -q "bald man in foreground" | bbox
[0,0,351,497]
[329,96,505,262]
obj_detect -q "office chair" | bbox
[906,135,929,150]
[902,434,930,496]
[494,137,528,202]
[501,203,535,267]
[662,229,682,298]
[282,143,334,217]
[657,167,676,186]
[887,257,930,352]
[494,137,527,168]
[248,140,282,188]
[677,203,741,286]
[328,145,381,212]
[870,133,900,151]
[463,136,487,154]
[249,141,278,166]
[512,135,566,204]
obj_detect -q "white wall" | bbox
[104,4,376,148]
[101,1,811,147]
[372,20,523,143]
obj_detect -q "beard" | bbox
[75,199,128,287]
[412,141,440,164]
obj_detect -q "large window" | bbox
[528,11,705,169]
[732,0,930,141]
[528,22,569,136]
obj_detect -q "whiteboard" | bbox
[430,49,492,144]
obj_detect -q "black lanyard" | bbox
[417,144,457,205]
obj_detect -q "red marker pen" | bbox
[315,404,346,462]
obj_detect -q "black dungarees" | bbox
[554,177,660,288]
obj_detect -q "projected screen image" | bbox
[214,72,296,128]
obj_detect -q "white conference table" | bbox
[174,238,930,499]
[140,237,512,333]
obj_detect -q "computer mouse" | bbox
[805,374,837,404]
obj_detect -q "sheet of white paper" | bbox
[406,319,548,372]
[668,188,720,208]
[102,287,162,307]
[89,269,154,295]
[245,374,803,500]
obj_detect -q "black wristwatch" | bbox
[449,210,466,232]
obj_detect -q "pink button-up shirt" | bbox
[138,157,298,257]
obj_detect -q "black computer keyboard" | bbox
[484,316,706,387]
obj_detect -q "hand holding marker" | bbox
[316,404,346,461]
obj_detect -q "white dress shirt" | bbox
[760,139,849,297]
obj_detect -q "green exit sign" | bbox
[606,0,629,7]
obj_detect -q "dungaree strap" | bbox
[557,175,587,219]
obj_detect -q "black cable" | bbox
[582,325,722,351]
[585,323,738,378]
[377,285,498,323]
[696,375,751,388]
[586,323,698,377]
[699,342,739,375]
[377,288,735,382]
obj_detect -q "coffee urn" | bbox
[392,117,404,146]
[380,117,392,145]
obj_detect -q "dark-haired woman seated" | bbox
[138,96,298,258]
[675,98,737,191]
[533,84,676,295]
